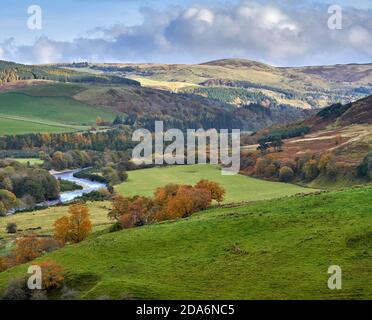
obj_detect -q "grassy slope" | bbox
[0,187,371,299]
[0,92,117,125]
[0,116,86,135]
[0,82,122,135]
[116,165,315,203]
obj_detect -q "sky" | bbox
[0,0,371,66]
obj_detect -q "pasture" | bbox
[116,164,316,203]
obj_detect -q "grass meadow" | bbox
[116,164,316,203]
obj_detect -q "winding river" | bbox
[6,169,106,215]
[51,169,107,204]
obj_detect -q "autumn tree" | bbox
[53,216,71,245]
[154,184,180,206]
[166,186,211,219]
[109,195,158,229]
[68,204,92,243]
[195,179,225,204]
[53,204,92,244]
[108,195,130,220]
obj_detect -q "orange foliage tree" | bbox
[166,186,212,219]
[53,216,71,245]
[195,179,225,204]
[109,195,158,228]
[154,184,180,206]
[13,234,43,264]
[108,180,223,229]
[53,203,92,244]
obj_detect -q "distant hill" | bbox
[200,58,274,70]
[0,60,139,86]
[304,95,372,131]
[0,61,312,134]
[1,58,371,134]
[251,95,372,176]
[64,58,372,110]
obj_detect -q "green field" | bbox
[116,165,316,203]
[0,85,119,135]
[0,92,117,125]
[0,186,371,299]
[0,115,88,135]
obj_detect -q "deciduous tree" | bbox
[195,179,225,204]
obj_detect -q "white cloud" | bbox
[348,26,371,46]
[2,1,371,65]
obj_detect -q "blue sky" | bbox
[0,0,371,65]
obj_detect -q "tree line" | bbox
[108,179,225,230]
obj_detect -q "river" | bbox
[5,169,106,215]
[51,169,107,204]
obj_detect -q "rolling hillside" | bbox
[65,59,372,109]
[0,79,312,134]
[291,95,372,167]
[244,95,372,189]
[0,186,371,299]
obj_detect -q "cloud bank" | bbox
[1,1,371,66]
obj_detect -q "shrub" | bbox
[109,221,122,233]
[6,222,17,234]
[37,260,64,290]
[2,277,49,300]
[279,166,294,182]
[2,278,30,300]
[13,234,43,264]
[0,255,14,272]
